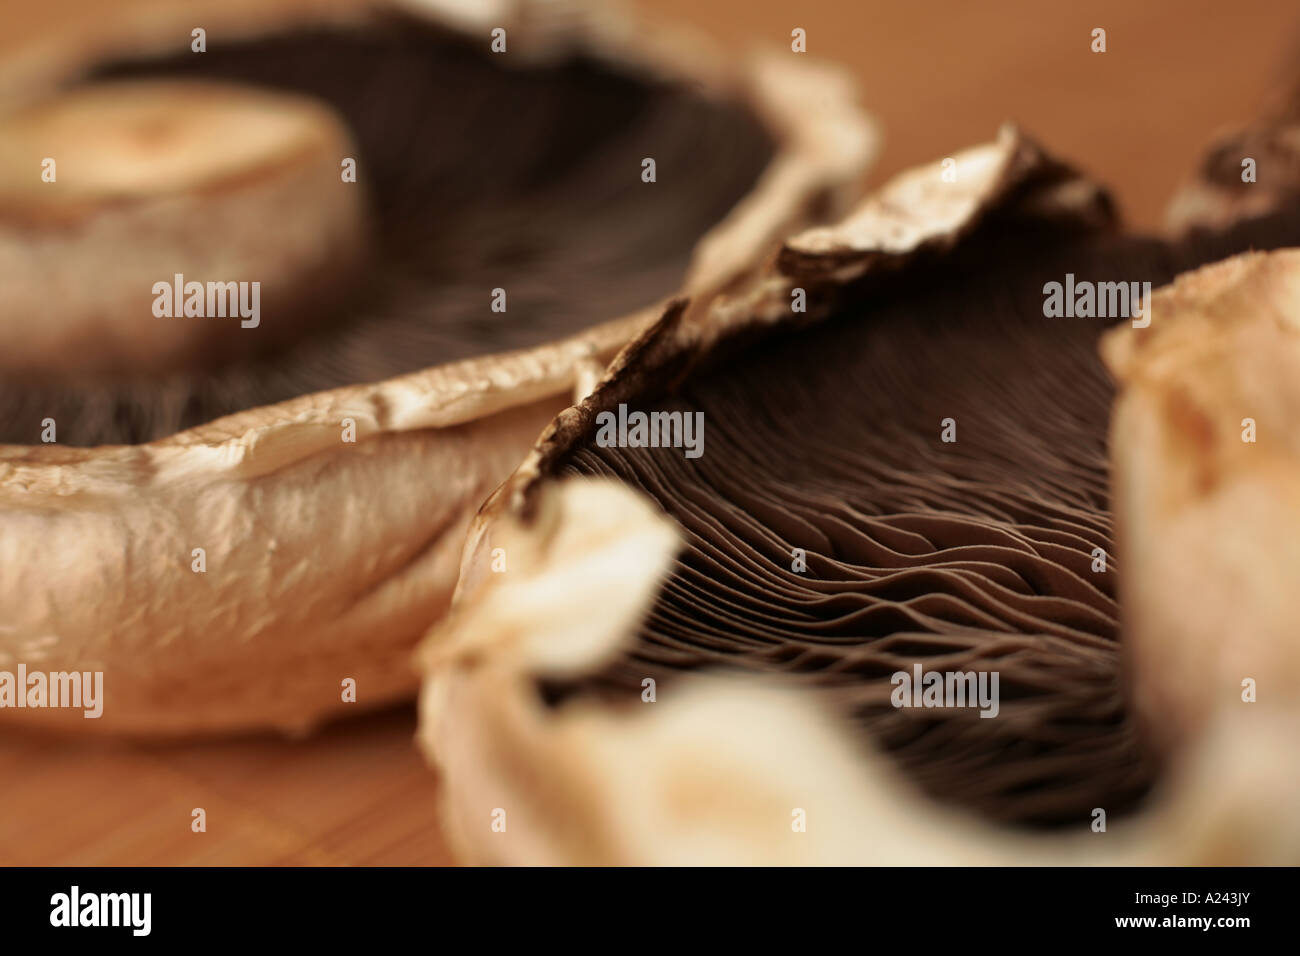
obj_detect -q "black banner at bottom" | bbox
[0,865,1288,942]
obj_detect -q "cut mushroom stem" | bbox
[0,78,369,377]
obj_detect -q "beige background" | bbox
[2,0,1298,865]
[7,0,1298,228]
[650,0,1300,229]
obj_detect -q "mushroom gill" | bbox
[420,128,1300,857]
[545,192,1300,829]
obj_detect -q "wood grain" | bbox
[0,707,453,865]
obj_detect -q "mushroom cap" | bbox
[418,126,1300,864]
[0,0,878,734]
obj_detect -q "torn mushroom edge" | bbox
[412,128,1295,864]
[1100,249,1300,759]
[1165,104,1300,235]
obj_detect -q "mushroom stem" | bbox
[0,78,368,377]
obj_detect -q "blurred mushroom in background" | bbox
[0,0,876,733]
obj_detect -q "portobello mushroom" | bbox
[418,126,1300,864]
[0,0,876,733]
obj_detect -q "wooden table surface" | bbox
[0,707,453,865]
[3,0,1297,866]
